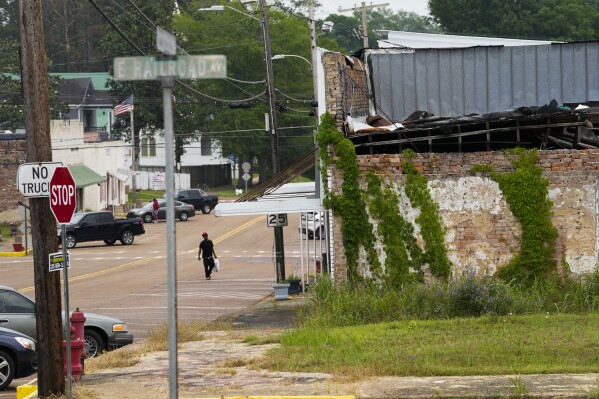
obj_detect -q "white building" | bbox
[50,120,129,211]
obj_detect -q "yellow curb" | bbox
[0,249,32,257]
[16,378,37,399]
[193,397,355,399]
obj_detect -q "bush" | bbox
[301,270,599,328]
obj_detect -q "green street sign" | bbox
[113,55,227,81]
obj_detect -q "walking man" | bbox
[152,198,159,223]
[198,232,217,280]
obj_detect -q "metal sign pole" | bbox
[62,225,71,399]
[161,76,178,399]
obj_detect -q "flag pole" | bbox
[130,99,137,204]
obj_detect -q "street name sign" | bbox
[113,55,227,81]
[49,252,70,272]
[17,162,63,197]
[49,166,77,224]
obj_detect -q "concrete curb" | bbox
[0,249,32,257]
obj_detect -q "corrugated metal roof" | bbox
[378,31,553,49]
[368,42,599,122]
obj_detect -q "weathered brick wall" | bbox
[322,52,370,130]
[0,138,26,213]
[330,149,599,280]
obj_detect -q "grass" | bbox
[261,313,599,377]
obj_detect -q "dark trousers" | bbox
[203,256,215,277]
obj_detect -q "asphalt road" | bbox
[0,211,313,395]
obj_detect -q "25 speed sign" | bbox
[266,214,288,227]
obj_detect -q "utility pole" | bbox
[259,0,285,282]
[131,110,138,203]
[339,1,389,48]
[19,0,65,397]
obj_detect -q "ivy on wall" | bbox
[365,172,424,286]
[318,111,559,286]
[470,148,558,285]
[316,114,380,281]
[401,150,452,279]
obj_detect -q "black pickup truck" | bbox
[58,212,145,248]
[165,189,219,214]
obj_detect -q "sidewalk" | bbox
[0,238,32,257]
[78,295,599,399]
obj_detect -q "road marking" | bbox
[18,217,265,294]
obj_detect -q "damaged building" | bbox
[321,38,599,280]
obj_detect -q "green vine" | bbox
[469,148,558,285]
[316,113,380,281]
[365,172,424,286]
[401,149,452,279]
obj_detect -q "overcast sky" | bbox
[313,0,430,20]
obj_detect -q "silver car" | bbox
[126,199,196,223]
[0,285,133,358]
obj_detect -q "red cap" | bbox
[202,232,208,236]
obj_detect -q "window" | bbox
[149,137,156,156]
[0,290,35,314]
[177,191,190,199]
[189,190,200,199]
[96,213,114,223]
[141,138,149,157]
[201,135,212,156]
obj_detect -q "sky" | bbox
[313,0,430,20]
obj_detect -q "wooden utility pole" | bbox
[19,0,65,397]
[339,2,389,48]
[259,0,285,282]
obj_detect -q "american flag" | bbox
[114,95,133,116]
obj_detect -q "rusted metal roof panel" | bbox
[367,42,599,122]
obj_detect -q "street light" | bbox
[196,5,260,22]
[272,54,312,69]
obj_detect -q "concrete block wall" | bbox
[330,149,599,281]
[0,139,26,213]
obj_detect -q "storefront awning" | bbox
[108,170,129,182]
[69,164,105,188]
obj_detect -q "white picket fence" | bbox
[133,171,191,190]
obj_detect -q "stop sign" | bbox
[49,166,77,224]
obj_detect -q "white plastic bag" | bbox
[214,258,220,272]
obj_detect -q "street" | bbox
[0,212,309,394]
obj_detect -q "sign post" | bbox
[49,166,76,396]
[114,27,226,399]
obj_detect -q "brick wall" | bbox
[329,149,599,281]
[322,52,370,130]
[0,138,26,213]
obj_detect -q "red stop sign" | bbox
[50,166,77,224]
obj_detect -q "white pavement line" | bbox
[84,306,246,310]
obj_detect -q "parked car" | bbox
[126,199,196,223]
[0,327,36,390]
[300,211,325,239]
[164,189,218,214]
[0,285,133,358]
[58,211,145,248]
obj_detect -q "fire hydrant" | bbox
[63,308,86,380]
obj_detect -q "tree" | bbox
[428,0,599,41]
[324,8,440,54]
[174,2,319,182]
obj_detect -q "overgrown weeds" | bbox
[301,270,599,328]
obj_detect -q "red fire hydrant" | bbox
[63,308,86,380]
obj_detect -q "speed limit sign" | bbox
[267,213,288,227]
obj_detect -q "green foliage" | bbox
[429,0,599,41]
[301,271,599,329]
[472,149,558,286]
[401,149,452,279]
[316,113,379,280]
[365,172,424,286]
